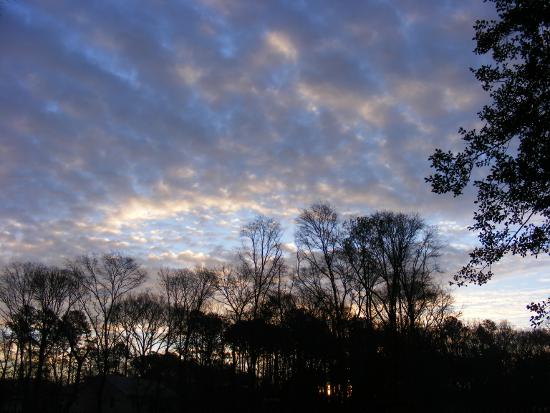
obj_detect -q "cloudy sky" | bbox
[1,0,548,326]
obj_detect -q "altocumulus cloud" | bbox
[0,0,548,325]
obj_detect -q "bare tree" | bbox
[60,309,92,382]
[59,309,92,413]
[216,264,253,323]
[295,203,351,333]
[398,226,442,333]
[159,266,217,356]
[30,266,82,382]
[0,262,36,380]
[238,215,284,319]
[0,263,82,383]
[417,287,456,332]
[353,212,443,333]
[0,262,35,318]
[69,253,146,376]
[113,292,166,374]
[0,325,14,380]
[342,217,384,324]
[69,253,146,413]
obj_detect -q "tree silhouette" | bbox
[30,267,81,383]
[295,203,351,335]
[69,253,146,413]
[158,266,217,362]
[0,207,549,411]
[113,292,166,375]
[427,0,550,287]
[342,216,383,325]
[238,215,284,319]
[0,263,36,381]
[216,264,254,323]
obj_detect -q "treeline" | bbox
[0,204,549,412]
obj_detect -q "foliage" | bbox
[426,0,550,286]
[527,297,550,327]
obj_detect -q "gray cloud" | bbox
[2,0,545,326]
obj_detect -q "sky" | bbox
[1,0,548,327]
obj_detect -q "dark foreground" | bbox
[1,321,549,413]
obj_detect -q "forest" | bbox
[1,205,549,412]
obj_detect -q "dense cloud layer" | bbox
[1,0,547,325]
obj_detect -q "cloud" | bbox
[2,0,545,326]
[454,286,550,328]
[265,31,298,61]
